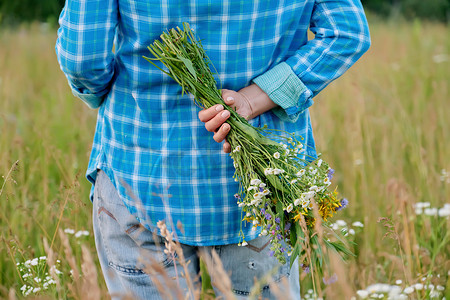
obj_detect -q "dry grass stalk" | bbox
[268,277,292,300]
[42,237,62,294]
[199,249,235,300]
[58,229,80,297]
[142,254,186,300]
[80,245,101,300]
[387,178,416,284]
[8,287,16,300]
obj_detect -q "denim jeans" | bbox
[93,170,300,299]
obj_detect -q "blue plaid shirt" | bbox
[56,0,370,246]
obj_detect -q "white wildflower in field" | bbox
[438,204,450,217]
[424,208,438,216]
[440,169,450,183]
[403,286,414,294]
[415,202,431,209]
[64,228,75,234]
[352,221,364,227]
[273,152,280,159]
[75,230,90,238]
[356,290,369,298]
[336,220,347,227]
[16,256,62,296]
[354,158,364,165]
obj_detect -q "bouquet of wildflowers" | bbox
[145,23,352,276]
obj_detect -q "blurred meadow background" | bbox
[0,1,449,299]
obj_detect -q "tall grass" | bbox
[0,18,449,299]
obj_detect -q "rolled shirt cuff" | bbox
[253,62,313,123]
[71,86,105,109]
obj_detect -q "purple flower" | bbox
[280,247,285,253]
[269,251,274,257]
[267,223,272,229]
[327,168,335,180]
[277,234,282,240]
[259,187,264,192]
[275,217,281,224]
[285,223,291,231]
[323,273,338,285]
[265,213,272,220]
[260,208,266,214]
[276,225,280,231]
[335,198,348,211]
[301,264,310,274]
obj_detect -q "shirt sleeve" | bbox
[55,0,118,109]
[253,0,371,122]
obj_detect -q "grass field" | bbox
[0,17,449,299]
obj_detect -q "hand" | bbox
[198,84,276,153]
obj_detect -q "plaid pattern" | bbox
[56,0,370,246]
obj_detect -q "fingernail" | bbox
[215,104,224,111]
[223,124,230,131]
[221,110,230,118]
[226,96,234,103]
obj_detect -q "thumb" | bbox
[221,89,237,108]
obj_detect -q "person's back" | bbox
[56,1,370,298]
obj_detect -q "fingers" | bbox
[201,107,230,132]
[223,140,231,153]
[221,89,237,111]
[213,123,230,143]
[198,104,224,122]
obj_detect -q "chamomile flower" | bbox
[264,168,274,175]
[286,204,294,213]
[317,159,323,167]
[273,152,281,159]
[296,169,306,177]
[250,179,262,186]
[273,168,285,175]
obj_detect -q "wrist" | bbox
[239,84,277,119]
